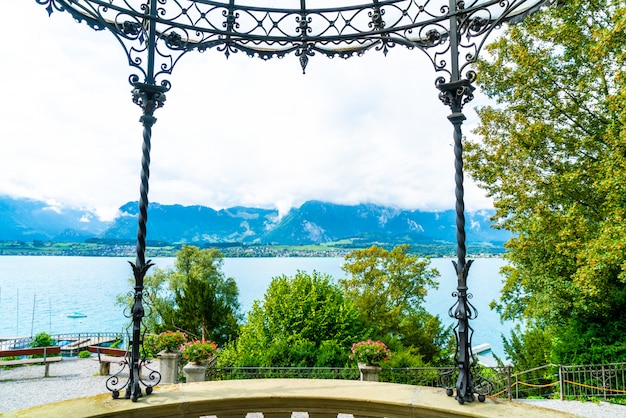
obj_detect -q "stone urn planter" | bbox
[158,351,181,384]
[183,361,208,383]
[358,363,382,382]
[151,331,188,384]
[350,340,390,382]
[180,340,218,383]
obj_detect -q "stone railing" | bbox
[5,379,572,418]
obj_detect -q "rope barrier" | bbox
[491,388,509,397]
[489,378,626,398]
[517,381,560,388]
[563,380,626,394]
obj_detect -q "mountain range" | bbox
[0,196,509,249]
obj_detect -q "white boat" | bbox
[67,312,87,318]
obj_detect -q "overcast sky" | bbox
[1,2,494,221]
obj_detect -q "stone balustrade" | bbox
[4,379,573,418]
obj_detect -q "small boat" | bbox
[67,311,87,318]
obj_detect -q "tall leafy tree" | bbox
[129,246,241,346]
[219,271,365,367]
[340,245,449,364]
[465,0,626,363]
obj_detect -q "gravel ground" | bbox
[0,357,143,413]
[521,400,626,418]
[1,359,626,417]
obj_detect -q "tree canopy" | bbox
[219,270,365,367]
[340,245,450,364]
[135,246,241,346]
[465,0,626,364]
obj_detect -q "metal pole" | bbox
[125,0,165,401]
[449,108,476,404]
[437,0,478,404]
[507,365,512,401]
[559,365,564,400]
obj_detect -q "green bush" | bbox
[551,317,626,365]
[78,350,91,359]
[30,332,56,348]
[228,271,365,367]
[142,334,157,359]
[384,346,425,368]
[315,340,348,367]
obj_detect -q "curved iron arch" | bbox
[40,0,548,83]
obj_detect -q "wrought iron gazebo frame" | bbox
[36,0,553,405]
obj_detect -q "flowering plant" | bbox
[152,330,187,353]
[181,340,218,364]
[349,339,391,366]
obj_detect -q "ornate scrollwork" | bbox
[37,0,64,16]
[43,0,552,90]
[132,84,167,114]
[108,260,161,400]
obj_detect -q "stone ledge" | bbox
[2,379,577,418]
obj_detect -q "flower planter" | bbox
[158,350,180,384]
[358,363,382,382]
[350,339,390,381]
[183,361,208,383]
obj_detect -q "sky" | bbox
[0,2,495,221]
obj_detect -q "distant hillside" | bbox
[0,196,509,250]
[0,196,109,241]
[100,202,280,244]
[102,200,509,248]
[261,200,507,246]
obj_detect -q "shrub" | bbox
[30,332,56,348]
[78,350,91,359]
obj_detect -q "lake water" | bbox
[0,256,513,356]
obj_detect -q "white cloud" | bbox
[0,2,493,221]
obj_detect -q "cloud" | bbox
[0,2,493,221]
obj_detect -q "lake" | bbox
[0,256,513,356]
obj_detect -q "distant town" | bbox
[0,240,505,258]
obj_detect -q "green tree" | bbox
[465,0,626,363]
[123,246,241,346]
[220,271,365,367]
[500,324,552,373]
[340,245,450,364]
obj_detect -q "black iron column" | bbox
[437,77,479,404]
[435,0,479,404]
[124,0,167,401]
[125,82,165,401]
